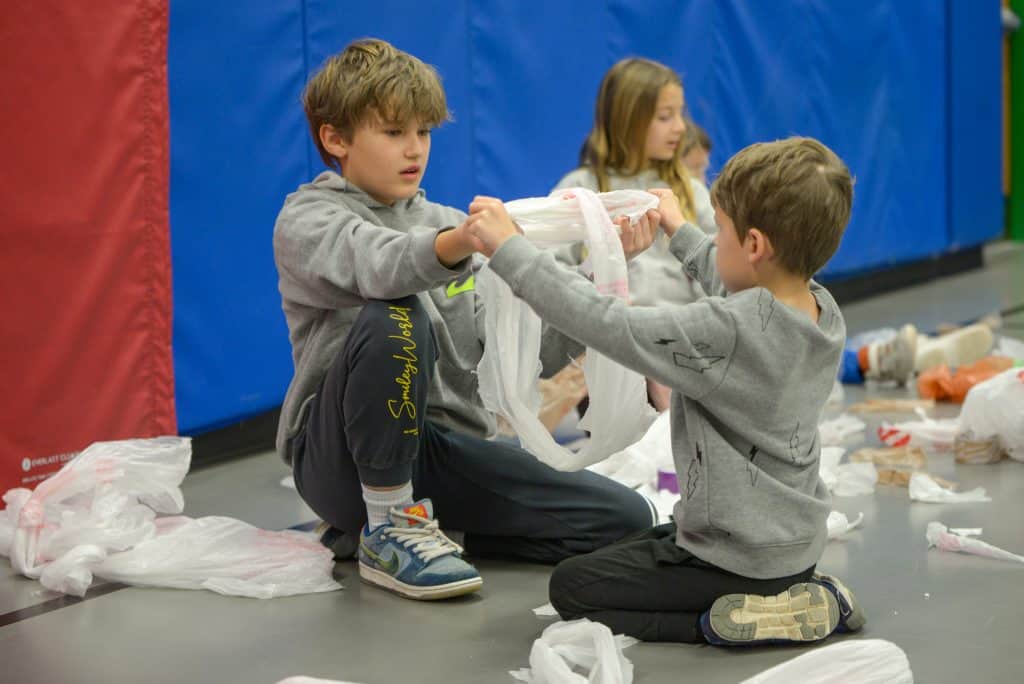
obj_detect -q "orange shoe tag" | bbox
[404,503,428,520]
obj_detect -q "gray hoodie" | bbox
[273,172,581,462]
[488,227,844,579]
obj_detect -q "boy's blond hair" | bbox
[303,38,450,171]
[711,137,853,279]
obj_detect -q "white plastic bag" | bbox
[1,437,341,599]
[818,414,866,447]
[959,367,1024,461]
[926,522,1024,565]
[94,516,340,598]
[826,511,864,539]
[878,409,960,450]
[8,436,190,579]
[506,190,657,248]
[908,473,991,504]
[588,411,673,489]
[509,619,638,684]
[738,638,913,684]
[477,189,658,471]
[819,447,877,497]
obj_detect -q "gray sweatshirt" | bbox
[488,227,844,579]
[273,172,581,463]
[552,168,717,307]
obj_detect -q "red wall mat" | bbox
[0,1,175,494]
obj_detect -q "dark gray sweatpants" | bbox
[290,296,655,564]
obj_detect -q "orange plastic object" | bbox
[917,356,1015,403]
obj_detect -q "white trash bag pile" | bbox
[0,437,340,598]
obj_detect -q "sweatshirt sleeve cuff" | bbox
[487,234,539,289]
[411,227,472,282]
[669,223,712,263]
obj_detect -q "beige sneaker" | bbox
[702,583,839,645]
[914,323,994,372]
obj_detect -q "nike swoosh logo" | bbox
[361,542,400,575]
[446,274,476,298]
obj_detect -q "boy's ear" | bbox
[319,124,349,163]
[744,227,775,266]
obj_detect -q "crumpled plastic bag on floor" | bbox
[826,511,864,539]
[878,409,959,450]
[908,473,990,504]
[959,367,1024,462]
[477,189,659,471]
[819,447,877,497]
[0,437,340,598]
[926,522,1024,565]
[818,414,866,447]
[510,619,638,684]
[738,638,913,684]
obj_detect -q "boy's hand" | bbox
[617,209,660,260]
[647,188,685,236]
[466,196,522,257]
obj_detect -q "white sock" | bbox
[362,482,414,530]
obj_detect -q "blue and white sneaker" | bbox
[700,582,839,646]
[358,499,482,600]
[812,572,866,632]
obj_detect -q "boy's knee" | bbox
[593,488,655,550]
[548,556,587,618]
[350,297,435,357]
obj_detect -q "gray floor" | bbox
[2,243,1023,684]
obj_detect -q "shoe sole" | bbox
[707,582,839,644]
[915,324,993,372]
[359,561,483,600]
[815,574,865,632]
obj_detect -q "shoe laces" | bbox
[382,509,464,563]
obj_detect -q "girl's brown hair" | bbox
[579,58,695,221]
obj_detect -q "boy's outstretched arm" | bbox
[468,198,736,398]
[648,188,727,297]
[274,195,473,308]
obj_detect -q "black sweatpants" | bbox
[549,523,816,642]
[290,296,655,564]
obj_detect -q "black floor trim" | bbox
[0,582,127,628]
[189,408,280,469]
[822,246,983,305]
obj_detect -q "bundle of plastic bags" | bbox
[738,639,913,683]
[0,437,340,598]
[476,189,658,471]
[509,618,638,683]
[958,367,1024,462]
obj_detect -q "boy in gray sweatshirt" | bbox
[273,39,658,601]
[465,137,866,644]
